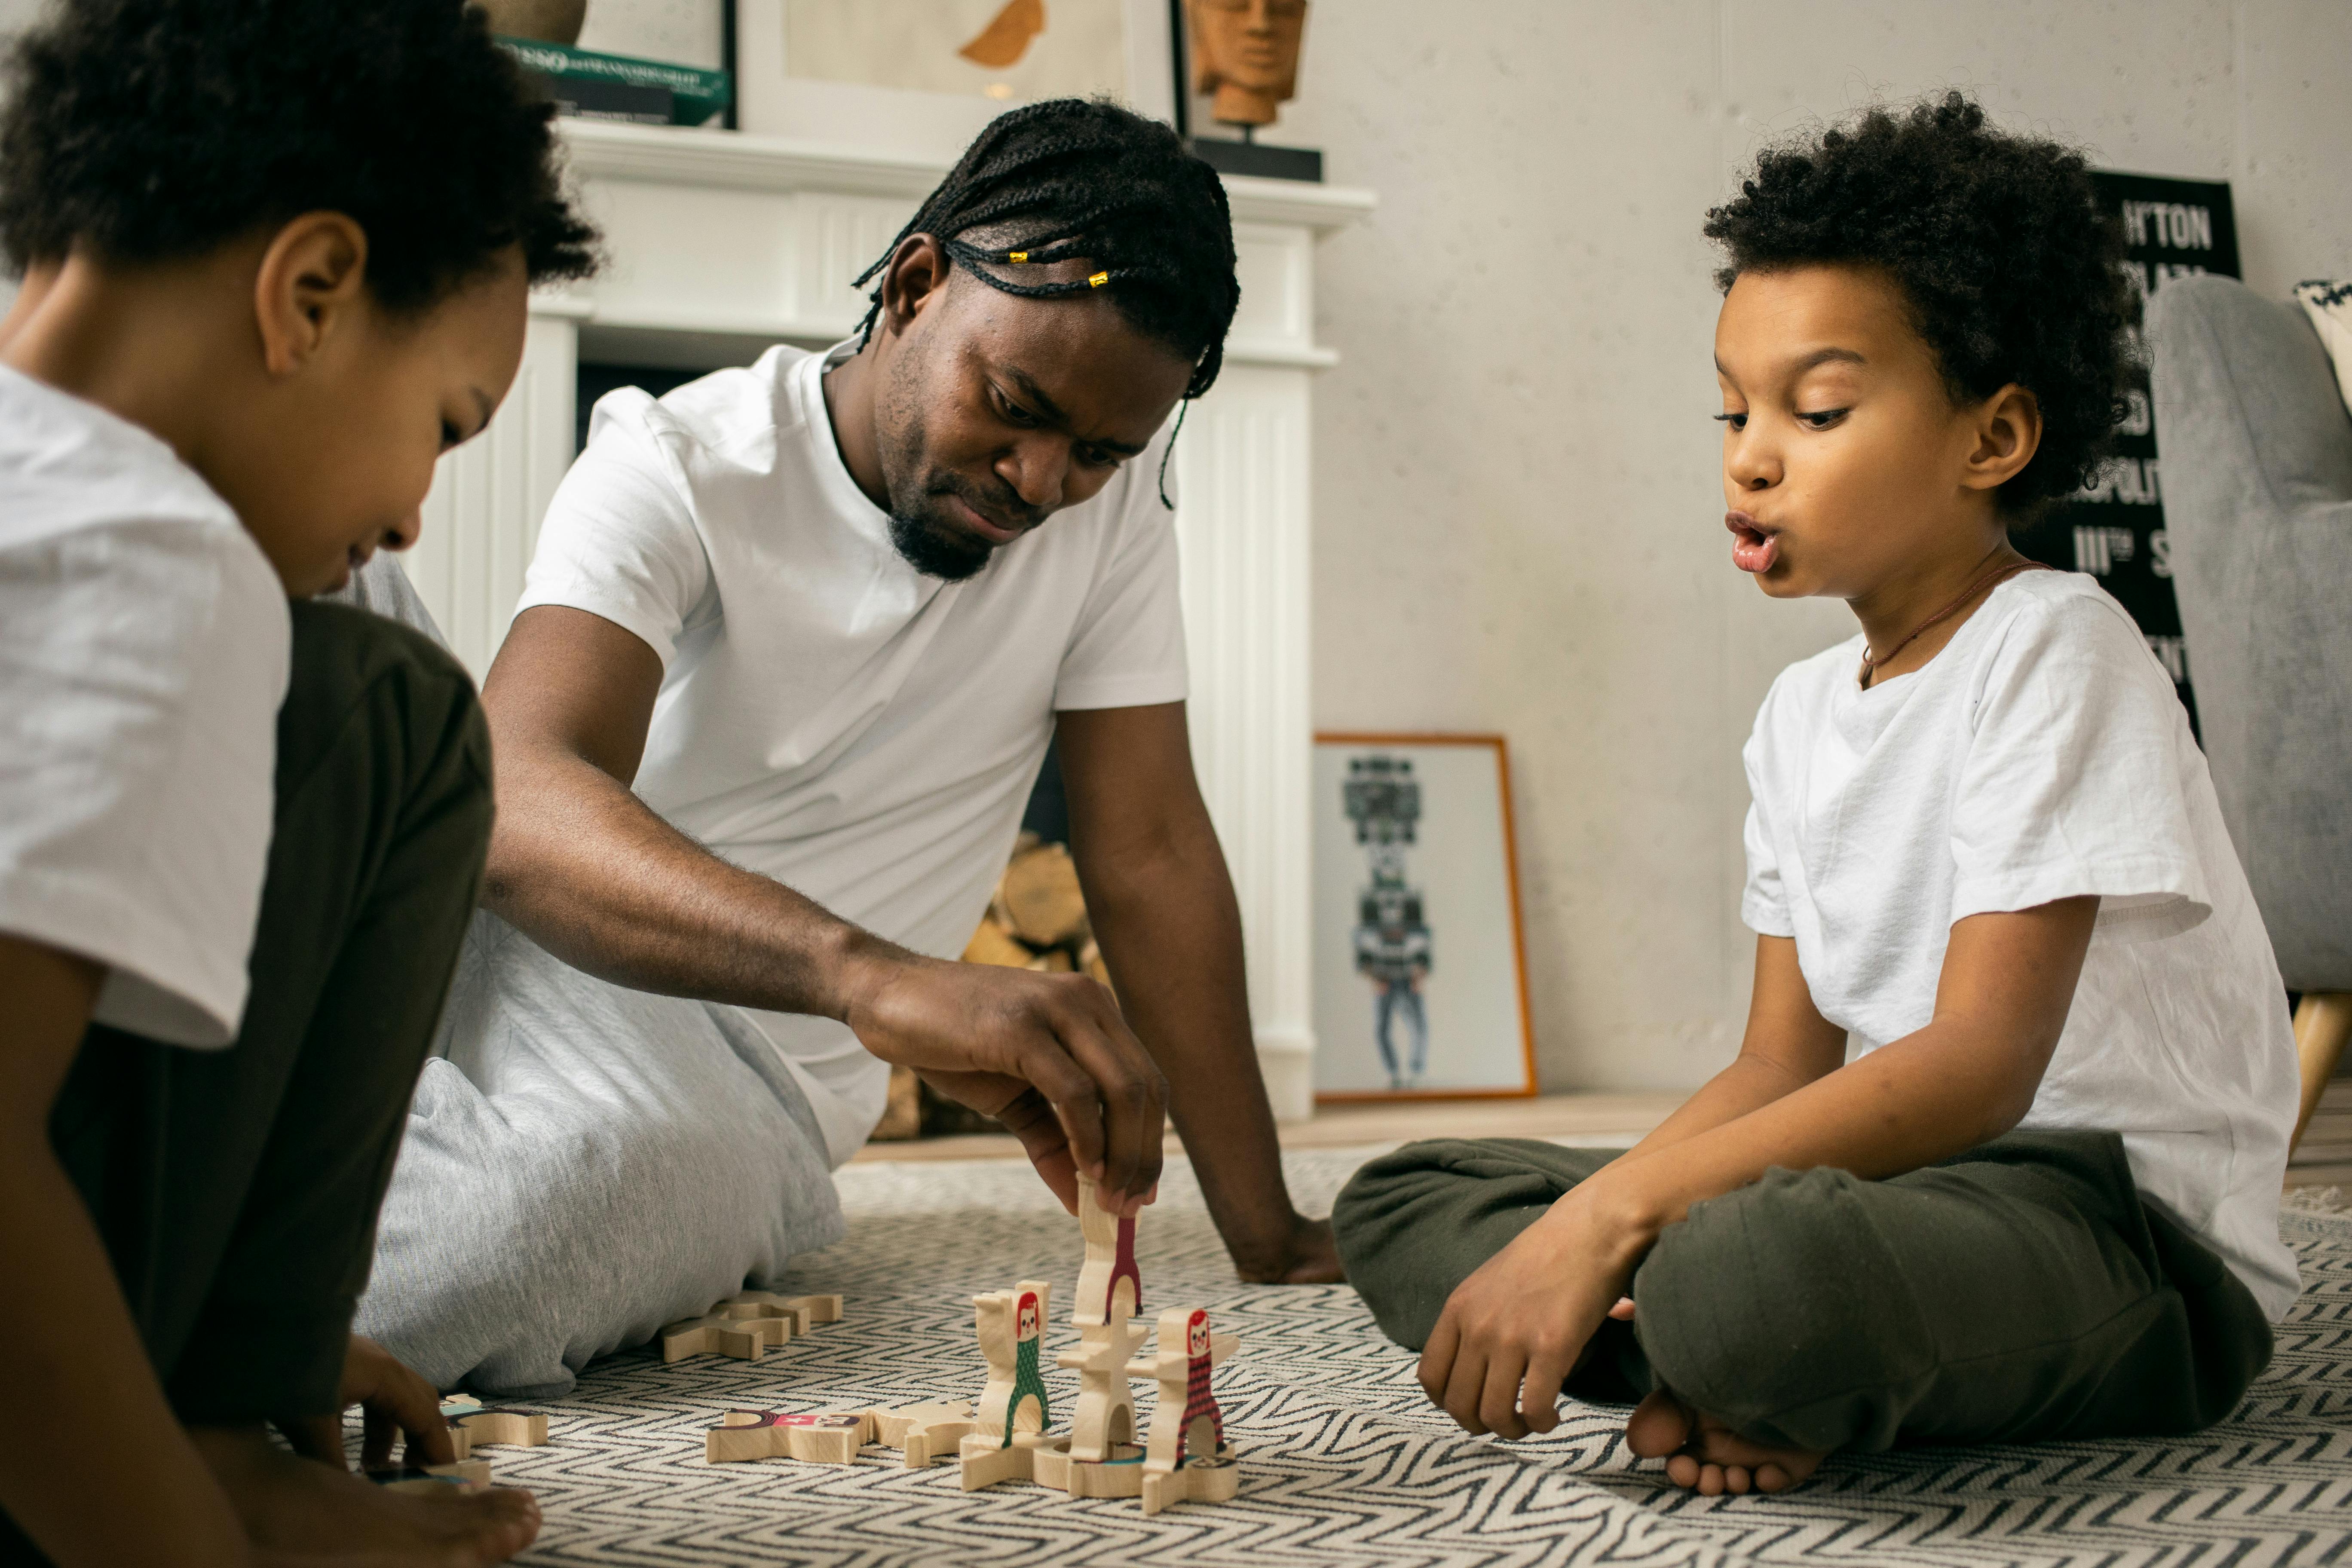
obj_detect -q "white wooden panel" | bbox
[583,181,803,336]
[1173,364,1317,1119]
[407,312,579,680]
[794,192,920,333]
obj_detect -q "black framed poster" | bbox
[2017,171,2240,727]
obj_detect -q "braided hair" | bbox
[852,98,1240,505]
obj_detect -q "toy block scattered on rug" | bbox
[661,1289,843,1363]
[438,1395,548,1452]
[704,1410,874,1466]
[366,1457,493,1494]
[866,1400,976,1468]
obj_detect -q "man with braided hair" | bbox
[358,99,1340,1397]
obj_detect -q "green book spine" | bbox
[496,37,731,126]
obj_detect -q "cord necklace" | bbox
[1858,545,2052,689]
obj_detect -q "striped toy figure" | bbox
[1132,1304,1237,1476]
[972,1279,1054,1447]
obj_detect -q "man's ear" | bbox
[877,234,953,340]
[252,211,370,379]
[1960,383,2043,493]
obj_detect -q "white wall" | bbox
[1277,0,2352,1091]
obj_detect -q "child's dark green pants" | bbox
[1332,1132,2276,1452]
[43,602,491,1426]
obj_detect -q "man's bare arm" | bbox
[1057,702,1341,1283]
[478,605,1165,1207]
[1620,934,1849,1161]
[0,936,253,1566]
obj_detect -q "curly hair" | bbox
[0,0,599,312]
[1704,92,2138,518]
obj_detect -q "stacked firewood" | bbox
[870,835,1114,1141]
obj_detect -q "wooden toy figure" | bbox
[1072,1172,1143,1327]
[1128,1303,1240,1513]
[973,1280,1054,1446]
[961,1278,1056,1491]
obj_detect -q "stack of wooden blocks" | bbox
[871,833,1114,1141]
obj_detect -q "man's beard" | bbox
[887,502,995,582]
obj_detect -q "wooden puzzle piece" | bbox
[865,1400,976,1468]
[957,1427,1048,1491]
[1031,1438,1148,1499]
[1071,1172,1142,1328]
[972,1279,1053,1446]
[703,1410,873,1466]
[437,1396,548,1449]
[1127,1306,1236,1474]
[1140,1451,1239,1517]
[1057,1315,1147,1463]
[365,1458,492,1494]
[715,1290,843,1338]
[659,1311,788,1364]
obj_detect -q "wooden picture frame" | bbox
[1312,734,1538,1102]
[732,0,1179,164]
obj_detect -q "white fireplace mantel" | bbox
[407,119,1373,1121]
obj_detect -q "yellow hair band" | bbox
[1088,270,1109,288]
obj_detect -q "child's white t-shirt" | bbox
[0,365,289,1047]
[1742,569,2301,1319]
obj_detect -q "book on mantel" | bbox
[496,37,730,128]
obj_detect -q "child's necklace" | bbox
[1859,548,2053,689]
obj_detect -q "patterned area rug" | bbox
[462,1148,2352,1567]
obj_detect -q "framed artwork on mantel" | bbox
[1311,735,1539,1102]
[733,0,1179,164]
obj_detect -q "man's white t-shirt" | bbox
[0,364,289,1047]
[1742,570,2302,1320]
[516,342,1189,1163]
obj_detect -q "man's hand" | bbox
[1234,1213,1344,1284]
[1417,1187,1650,1440]
[842,949,1167,1213]
[277,1335,455,1472]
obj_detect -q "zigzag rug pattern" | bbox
[405,1151,2352,1567]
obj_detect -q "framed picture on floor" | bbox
[1312,734,1537,1101]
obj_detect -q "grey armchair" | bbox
[2149,273,2352,1151]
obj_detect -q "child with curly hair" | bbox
[1334,94,2299,1494]
[0,2,594,1562]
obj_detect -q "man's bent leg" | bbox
[1632,1130,2274,1454]
[51,602,491,1422]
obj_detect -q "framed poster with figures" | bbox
[1312,735,1537,1102]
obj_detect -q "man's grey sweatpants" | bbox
[356,914,847,1398]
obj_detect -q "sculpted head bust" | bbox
[1185,0,1309,130]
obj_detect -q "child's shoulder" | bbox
[0,365,244,550]
[1969,568,2167,689]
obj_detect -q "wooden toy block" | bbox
[704,1410,873,1466]
[1071,1172,1142,1328]
[1127,1306,1236,1475]
[1140,1451,1240,1517]
[450,1407,549,1449]
[366,1461,491,1495]
[957,1428,1048,1491]
[972,1279,1054,1446]
[865,1401,976,1469]
[659,1311,788,1364]
[1032,1438,1148,1499]
[715,1290,844,1337]
[1058,1316,1147,1463]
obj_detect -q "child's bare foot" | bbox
[190,1425,540,1565]
[1624,1389,1827,1496]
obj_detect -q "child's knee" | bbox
[1635,1166,1927,1448]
